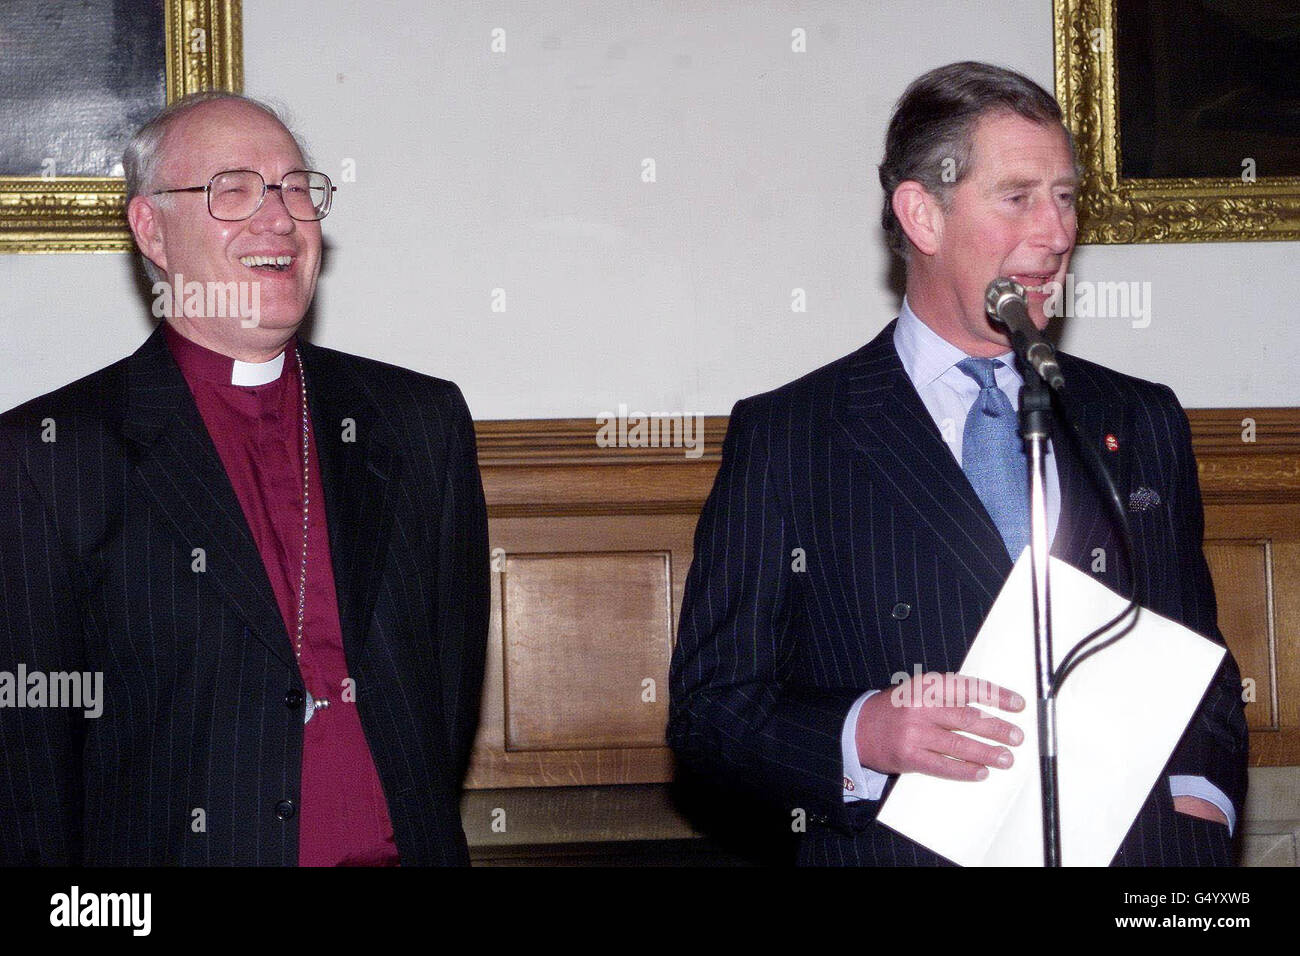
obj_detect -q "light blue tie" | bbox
[957,357,1029,560]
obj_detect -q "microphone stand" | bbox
[989,277,1143,867]
[1009,336,1062,868]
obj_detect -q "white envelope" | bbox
[875,551,1226,866]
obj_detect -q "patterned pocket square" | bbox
[1128,486,1162,512]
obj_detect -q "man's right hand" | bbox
[855,672,1026,781]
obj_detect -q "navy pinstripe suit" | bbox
[0,324,489,865]
[668,320,1248,866]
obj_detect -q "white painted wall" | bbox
[2,0,1296,418]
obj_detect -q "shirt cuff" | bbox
[1169,775,1236,836]
[841,690,890,801]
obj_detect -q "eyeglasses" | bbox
[151,169,336,222]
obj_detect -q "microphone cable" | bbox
[1046,381,1144,693]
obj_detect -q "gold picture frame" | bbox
[0,0,242,253]
[1054,0,1300,243]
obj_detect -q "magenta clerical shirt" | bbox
[164,323,399,866]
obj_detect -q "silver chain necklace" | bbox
[294,347,329,725]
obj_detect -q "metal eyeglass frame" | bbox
[150,168,337,222]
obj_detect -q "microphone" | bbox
[984,278,1065,390]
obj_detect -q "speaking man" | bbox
[668,62,1248,866]
[0,92,489,865]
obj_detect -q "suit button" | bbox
[285,689,304,710]
[274,799,296,821]
[891,602,911,620]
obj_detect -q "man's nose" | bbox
[1034,198,1073,254]
[248,187,294,234]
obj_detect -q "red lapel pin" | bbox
[1104,433,1119,452]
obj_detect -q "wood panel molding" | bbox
[1188,408,1300,501]
[476,417,729,465]
[475,417,726,518]
[475,411,1300,458]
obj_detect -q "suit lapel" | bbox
[1048,365,1133,591]
[298,341,402,663]
[119,328,406,667]
[831,322,1013,602]
[120,325,294,666]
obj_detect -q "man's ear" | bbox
[891,181,943,257]
[126,196,169,277]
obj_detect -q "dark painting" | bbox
[0,0,166,178]
[1116,0,1300,180]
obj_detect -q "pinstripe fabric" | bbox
[0,323,489,866]
[668,320,1248,866]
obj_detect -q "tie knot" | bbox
[957,357,1003,391]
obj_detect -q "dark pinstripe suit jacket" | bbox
[0,324,489,865]
[668,320,1248,866]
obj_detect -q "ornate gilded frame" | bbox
[0,0,242,253]
[1054,0,1300,243]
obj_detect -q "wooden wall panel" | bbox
[1202,506,1300,765]
[502,551,672,751]
[1203,541,1275,732]
[464,513,698,789]
[463,408,1300,789]
[1193,409,1300,766]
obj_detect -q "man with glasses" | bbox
[0,92,490,866]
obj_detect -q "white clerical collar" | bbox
[230,351,286,387]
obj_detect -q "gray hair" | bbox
[878,61,1076,260]
[122,91,312,283]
